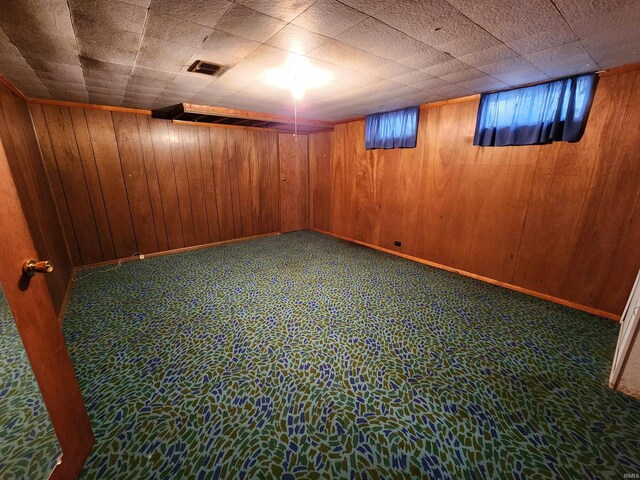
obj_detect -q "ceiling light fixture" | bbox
[265,53,331,138]
[265,53,331,101]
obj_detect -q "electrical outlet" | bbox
[139,254,145,260]
[394,241,402,247]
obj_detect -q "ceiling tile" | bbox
[493,67,549,86]
[209,60,269,91]
[144,11,212,48]
[524,41,587,66]
[36,69,84,84]
[137,36,197,72]
[477,57,535,76]
[149,0,232,28]
[534,53,596,77]
[508,28,578,55]
[68,0,148,34]
[374,0,477,46]
[392,70,435,86]
[337,17,428,61]
[370,62,414,80]
[265,24,330,54]
[397,47,453,70]
[440,68,486,83]
[552,0,635,24]
[73,23,141,65]
[447,0,571,46]
[435,28,503,57]
[0,29,79,65]
[291,0,368,38]
[457,75,509,92]
[458,45,519,67]
[235,0,316,22]
[410,77,448,91]
[244,45,292,67]
[428,83,476,98]
[307,40,389,72]
[130,66,176,82]
[422,59,468,77]
[86,76,129,89]
[80,57,133,75]
[339,0,397,16]
[197,30,261,66]
[215,4,286,43]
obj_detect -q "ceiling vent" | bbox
[187,60,223,76]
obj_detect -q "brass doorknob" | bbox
[22,259,54,277]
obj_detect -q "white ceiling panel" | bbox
[0,0,637,120]
[291,0,367,38]
[215,4,287,43]
[265,24,330,54]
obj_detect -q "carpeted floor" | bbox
[63,230,640,479]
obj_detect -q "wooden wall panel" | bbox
[69,108,116,260]
[279,134,309,232]
[309,71,640,316]
[112,112,159,255]
[309,131,333,232]
[209,128,235,241]
[40,105,104,265]
[148,118,184,250]
[0,85,73,314]
[31,108,284,266]
[135,115,169,251]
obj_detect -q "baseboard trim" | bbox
[74,232,281,271]
[312,228,620,322]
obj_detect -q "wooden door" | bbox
[0,135,94,478]
[279,133,309,232]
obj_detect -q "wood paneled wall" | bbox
[310,71,640,316]
[29,104,287,266]
[0,83,72,313]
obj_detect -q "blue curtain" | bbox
[473,73,598,146]
[365,106,419,150]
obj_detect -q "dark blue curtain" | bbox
[473,73,598,146]
[365,106,419,150]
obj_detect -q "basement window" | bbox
[473,73,598,146]
[365,106,419,150]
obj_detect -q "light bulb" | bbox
[291,86,304,100]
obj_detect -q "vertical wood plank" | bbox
[309,131,333,232]
[68,108,115,260]
[179,124,210,245]
[197,126,221,243]
[258,130,279,233]
[168,122,196,246]
[112,112,159,254]
[148,118,184,249]
[136,115,169,251]
[28,104,82,266]
[84,109,137,258]
[210,128,236,240]
[41,105,103,264]
[226,129,253,236]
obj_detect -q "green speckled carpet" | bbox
[63,230,640,479]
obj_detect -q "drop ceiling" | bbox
[0,0,638,122]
